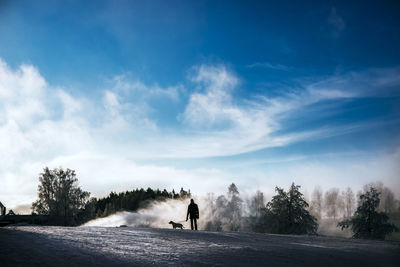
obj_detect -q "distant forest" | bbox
[81,187,192,223]
[30,167,399,240]
[31,167,191,226]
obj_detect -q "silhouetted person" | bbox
[186,199,199,230]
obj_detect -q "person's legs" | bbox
[194,218,197,230]
[190,218,194,230]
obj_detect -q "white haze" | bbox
[83,198,206,229]
[83,195,247,231]
[80,189,371,238]
[81,197,350,237]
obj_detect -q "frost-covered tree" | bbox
[378,187,397,214]
[338,187,398,239]
[258,183,318,235]
[310,186,323,220]
[227,183,243,231]
[203,183,244,232]
[324,188,342,221]
[342,187,355,218]
[249,190,265,218]
[360,182,398,214]
[32,167,90,226]
[382,189,396,214]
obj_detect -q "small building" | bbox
[0,202,5,216]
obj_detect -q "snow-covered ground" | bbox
[1,226,399,266]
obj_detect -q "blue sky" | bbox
[0,0,399,209]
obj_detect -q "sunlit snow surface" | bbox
[1,226,400,266]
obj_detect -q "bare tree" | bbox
[381,187,397,214]
[324,188,341,221]
[310,186,323,220]
[227,183,243,231]
[342,187,355,218]
[249,190,265,218]
[203,183,243,232]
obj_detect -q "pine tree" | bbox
[338,187,398,239]
[258,183,318,235]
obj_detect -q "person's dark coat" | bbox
[187,203,199,219]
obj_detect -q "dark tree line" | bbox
[32,167,191,226]
[88,187,191,220]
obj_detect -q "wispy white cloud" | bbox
[111,75,181,102]
[182,65,239,128]
[305,68,400,98]
[1,58,399,209]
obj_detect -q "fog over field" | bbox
[82,181,396,239]
[84,199,190,229]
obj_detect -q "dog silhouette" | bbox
[169,221,184,229]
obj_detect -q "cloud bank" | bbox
[1,58,399,209]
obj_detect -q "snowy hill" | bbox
[1,226,399,266]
